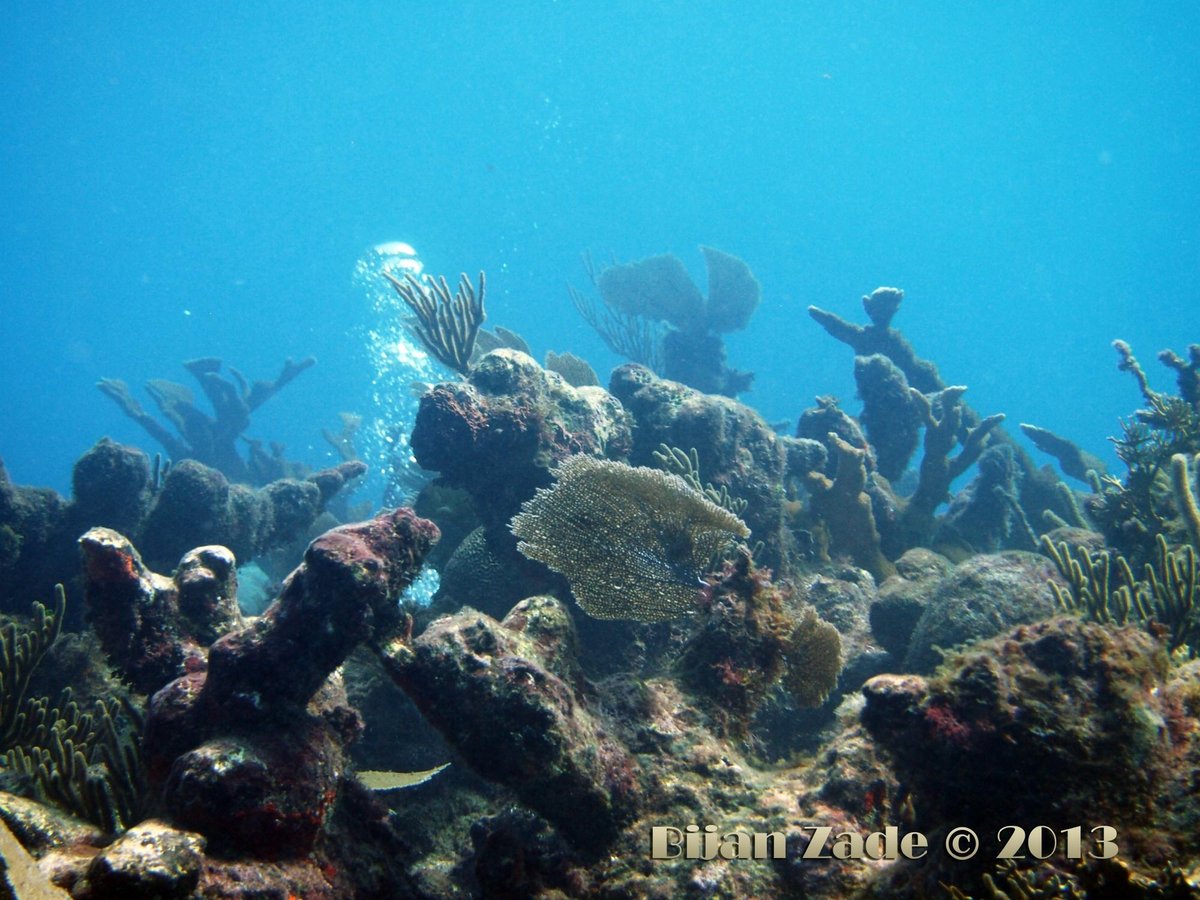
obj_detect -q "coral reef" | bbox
[410,349,634,618]
[97,356,315,485]
[609,363,805,573]
[862,617,1192,888]
[853,353,924,482]
[0,509,443,897]
[0,438,364,619]
[1079,340,1200,561]
[937,443,1034,555]
[572,247,761,396]
[6,255,1200,898]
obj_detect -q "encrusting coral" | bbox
[937,444,1035,554]
[1,508,451,896]
[409,348,635,616]
[77,530,242,693]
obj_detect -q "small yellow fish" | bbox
[357,763,451,791]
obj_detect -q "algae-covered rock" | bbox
[609,363,797,572]
[376,598,640,854]
[163,726,341,858]
[412,349,633,534]
[901,551,1061,673]
[870,548,953,661]
[863,618,1182,876]
[80,819,204,899]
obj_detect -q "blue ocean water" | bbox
[2,2,1196,497]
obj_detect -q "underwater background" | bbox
[3,4,1200,899]
[2,2,1197,494]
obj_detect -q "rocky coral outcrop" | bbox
[412,350,634,615]
[869,548,952,663]
[78,529,240,693]
[377,595,639,855]
[77,819,205,899]
[412,349,632,533]
[0,439,365,622]
[678,550,843,737]
[862,617,1189,884]
[140,511,438,858]
[896,550,1062,673]
[609,363,800,572]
